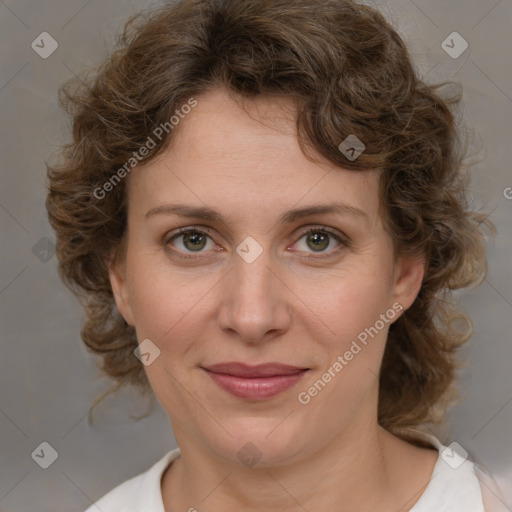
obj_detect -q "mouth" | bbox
[201,362,309,400]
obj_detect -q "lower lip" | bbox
[203,369,308,400]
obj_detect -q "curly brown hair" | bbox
[45,0,495,433]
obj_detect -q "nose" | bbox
[217,241,291,345]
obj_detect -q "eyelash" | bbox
[163,225,349,260]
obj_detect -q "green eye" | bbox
[178,230,209,252]
[302,229,334,252]
[165,225,348,260]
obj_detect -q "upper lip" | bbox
[202,362,308,378]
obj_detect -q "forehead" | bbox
[127,88,380,227]
[161,89,309,175]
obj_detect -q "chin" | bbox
[208,419,305,468]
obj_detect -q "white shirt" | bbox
[84,435,487,512]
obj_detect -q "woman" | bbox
[45,0,499,510]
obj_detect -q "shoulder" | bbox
[474,464,510,512]
[408,432,485,512]
[83,448,181,512]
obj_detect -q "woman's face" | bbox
[109,88,424,466]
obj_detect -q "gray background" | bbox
[0,0,511,510]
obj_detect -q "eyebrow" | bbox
[145,202,369,227]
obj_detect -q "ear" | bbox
[107,251,135,326]
[390,253,425,314]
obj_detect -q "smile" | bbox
[201,362,309,400]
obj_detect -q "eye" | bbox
[291,227,347,257]
[165,227,217,258]
[164,225,348,260]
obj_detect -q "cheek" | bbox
[126,255,215,349]
[306,253,393,349]
[296,269,393,415]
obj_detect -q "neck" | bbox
[161,411,436,512]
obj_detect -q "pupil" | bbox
[309,232,328,251]
[185,231,206,251]
[181,231,329,253]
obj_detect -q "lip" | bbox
[203,362,307,377]
[202,362,309,400]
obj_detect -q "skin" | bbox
[108,87,438,512]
